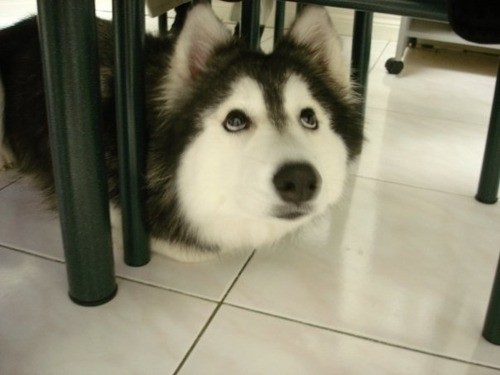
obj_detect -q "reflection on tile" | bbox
[356,107,488,196]
[0,248,216,375]
[227,178,500,368]
[367,43,498,125]
[180,305,499,375]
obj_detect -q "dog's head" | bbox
[150,4,363,251]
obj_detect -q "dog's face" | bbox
[152,5,362,252]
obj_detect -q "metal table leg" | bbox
[37,0,117,306]
[113,0,151,267]
[351,10,373,119]
[241,0,261,49]
[274,0,286,46]
[158,13,168,36]
[476,62,500,204]
[483,252,500,345]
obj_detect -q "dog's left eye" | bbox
[300,108,318,130]
[223,110,250,132]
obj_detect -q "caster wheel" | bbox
[385,58,404,75]
[408,37,417,48]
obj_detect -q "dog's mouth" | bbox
[273,204,313,220]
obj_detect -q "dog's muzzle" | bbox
[272,162,321,220]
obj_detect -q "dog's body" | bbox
[0,5,362,261]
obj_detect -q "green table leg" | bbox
[158,13,168,36]
[476,62,500,204]
[351,10,373,119]
[274,0,285,46]
[483,253,500,345]
[113,0,151,267]
[296,2,306,13]
[37,0,117,306]
[241,0,261,49]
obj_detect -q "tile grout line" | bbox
[364,103,494,129]
[0,176,21,193]
[351,174,482,200]
[116,274,218,304]
[222,302,500,372]
[0,244,231,305]
[0,243,65,264]
[172,250,256,375]
[368,40,392,73]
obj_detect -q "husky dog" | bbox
[0,5,362,261]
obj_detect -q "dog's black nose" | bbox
[273,162,321,204]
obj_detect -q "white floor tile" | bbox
[180,305,500,375]
[356,107,488,196]
[0,247,216,375]
[226,177,500,368]
[0,178,62,257]
[367,42,498,126]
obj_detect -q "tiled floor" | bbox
[1,1,500,374]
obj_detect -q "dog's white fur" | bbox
[149,5,350,262]
[160,4,232,112]
[174,75,348,253]
[289,6,351,89]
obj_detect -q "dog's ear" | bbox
[287,6,350,86]
[170,4,231,83]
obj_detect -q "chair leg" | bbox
[37,0,117,305]
[475,62,500,204]
[483,253,500,345]
[296,2,306,14]
[158,13,168,36]
[113,0,151,267]
[274,0,285,46]
[351,11,373,118]
[241,0,261,49]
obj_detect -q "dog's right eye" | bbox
[300,108,318,130]
[223,110,250,132]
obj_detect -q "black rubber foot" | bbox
[69,285,118,307]
[475,195,498,204]
[385,58,404,75]
[483,332,500,345]
[125,258,151,268]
